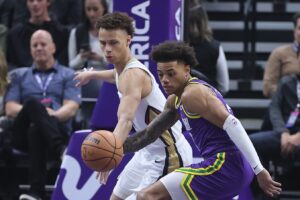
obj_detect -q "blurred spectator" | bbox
[6,0,69,70]
[250,74,300,198]
[13,0,82,30]
[0,0,15,28]
[0,24,6,52]
[68,0,108,71]
[0,50,8,115]
[4,30,81,200]
[263,13,300,98]
[187,4,229,95]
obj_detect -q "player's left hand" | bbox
[96,170,112,185]
[257,169,282,197]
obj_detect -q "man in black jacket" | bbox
[6,0,69,69]
[250,74,300,198]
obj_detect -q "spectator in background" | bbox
[263,13,300,98]
[6,0,69,70]
[68,0,108,71]
[13,0,82,30]
[250,74,300,199]
[4,30,81,200]
[187,4,229,95]
[0,0,15,28]
[0,50,8,115]
[0,24,6,52]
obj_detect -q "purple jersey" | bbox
[175,78,238,157]
[173,78,253,199]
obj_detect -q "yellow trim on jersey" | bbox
[181,105,201,119]
[175,77,201,118]
[175,96,181,109]
[188,77,198,82]
[175,152,225,175]
[181,174,198,200]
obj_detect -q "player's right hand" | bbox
[74,67,94,87]
[96,170,112,185]
[257,169,281,197]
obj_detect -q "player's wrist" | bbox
[254,164,264,175]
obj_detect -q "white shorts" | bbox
[113,136,193,199]
[160,171,187,200]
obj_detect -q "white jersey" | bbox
[115,59,184,154]
[113,59,193,200]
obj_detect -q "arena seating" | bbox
[204,0,300,198]
[1,1,300,199]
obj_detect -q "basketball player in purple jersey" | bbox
[123,41,282,199]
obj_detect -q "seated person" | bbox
[263,13,300,98]
[68,0,108,71]
[0,49,8,98]
[250,74,300,197]
[6,0,69,69]
[4,30,81,200]
[187,5,229,95]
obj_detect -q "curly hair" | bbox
[96,12,134,37]
[151,41,198,67]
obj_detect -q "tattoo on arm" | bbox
[123,108,178,153]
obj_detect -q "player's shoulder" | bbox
[183,82,206,96]
[166,94,177,108]
[122,67,149,81]
[181,83,208,105]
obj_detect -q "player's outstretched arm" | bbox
[74,68,115,87]
[123,95,178,153]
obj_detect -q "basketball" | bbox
[81,130,123,172]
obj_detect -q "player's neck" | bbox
[176,76,192,98]
[115,54,135,75]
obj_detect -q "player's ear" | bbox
[127,36,132,47]
[184,64,191,74]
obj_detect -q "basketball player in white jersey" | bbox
[74,12,193,200]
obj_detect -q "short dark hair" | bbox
[293,13,300,27]
[96,12,135,37]
[151,41,198,67]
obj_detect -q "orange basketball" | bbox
[81,130,123,172]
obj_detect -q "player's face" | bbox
[157,61,190,96]
[85,0,105,26]
[30,32,55,66]
[294,18,300,43]
[98,28,131,65]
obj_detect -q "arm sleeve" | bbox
[223,114,264,175]
[216,46,229,94]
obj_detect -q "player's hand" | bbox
[96,170,112,185]
[257,169,281,197]
[74,67,94,87]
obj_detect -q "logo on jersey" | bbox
[179,106,192,131]
[182,117,192,131]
